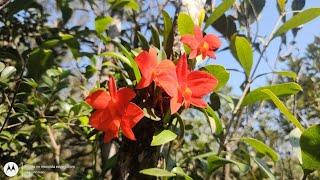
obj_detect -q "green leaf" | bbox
[111,40,141,82]
[140,168,176,177]
[0,62,5,72]
[218,93,235,110]
[235,36,253,77]
[110,0,139,10]
[151,25,161,49]
[99,52,132,68]
[200,65,230,91]
[289,128,302,164]
[42,39,60,48]
[261,89,304,131]
[171,167,193,180]
[292,0,305,11]
[241,138,278,162]
[241,82,302,108]
[95,16,113,34]
[137,31,150,51]
[27,48,54,80]
[273,8,320,38]
[162,10,173,50]
[251,157,276,180]
[207,156,250,176]
[204,106,223,137]
[0,66,16,80]
[300,124,320,172]
[52,123,68,129]
[178,13,194,36]
[151,129,177,146]
[204,0,236,30]
[59,33,80,58]
[277,0,287,13]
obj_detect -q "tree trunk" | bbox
[111,118,162,180]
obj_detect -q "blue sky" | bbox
[203,0,320,95]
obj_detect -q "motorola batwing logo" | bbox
[3,162,19,177]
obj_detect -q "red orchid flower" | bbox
[181,25,221,60]
[135,48,178,97]
[170,54,218,114]
[86,76,144,143]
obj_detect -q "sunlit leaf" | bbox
[201,65,230,91]
[235,36,253,77]
[273,8,320,38]
[251,157,276,180]
[110,0,139,10]
[140,168,176,177]
[171,167,193,180]
[0,66,16,80]
[95,16,113,34]
[204,0,236,30]
[241,138,278,162]
[277,0,287,13]
[300,124,320,173]
[261,89,304,131]
[241,82,302,108]
[207,155,250,176]
[99,52,132,68]
[178,13,194,36]
[151,129,177,146]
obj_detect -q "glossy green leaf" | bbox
[59,33,80,58]
[218,93,235,110]
[235,36,253,77]
[140,168,176,177]
[207,155,250,176]
[137,31,150,51]
[273,8,320,38]
[162,10,173,50]
[200,65,230,91]
[111,40,141,81]
[261,89,304,131]
[151,25,161,49]
[241,82,302,108]
[151,129,177,146]
[99,52,132,68]
[300,124,320,172]
[289,128,302,164]
[241,138,278,162]
[277,0,287,13]
[204,0,236,30]
[202,106,223,137]
[178,13,194,36]
[94,16,113,34]
[171,167,192,180]
[42,39,60,48]
[251,157,276,180]
[52,123,68,129]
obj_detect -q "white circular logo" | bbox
[3,162,19,177]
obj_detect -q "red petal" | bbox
[176,54,189,83]
[154,60,178,97]
[187,71,218,97]
[201,48,208,60]
[194,25,203,42]
[181,35,198,49]
[108,76,117,98]
[89,109,106,130]
[121,125,136,141]
[203,34,221,50]
[136,75,153,89]
[86,90,111,109]
[207,51,216,59]
[122,102,144,128]
[135,48,158,78]
[189,49,198,59]
[170,90,183,114]
[190,97,207,108]
[116,88,136,109]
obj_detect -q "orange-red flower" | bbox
[170,54,218,114]
[181,25,221,60]
[135,48,178,97]
[85,76,144,143]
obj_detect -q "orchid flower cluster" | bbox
[85,25,221,142]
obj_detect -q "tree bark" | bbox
[111,118,161,180]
